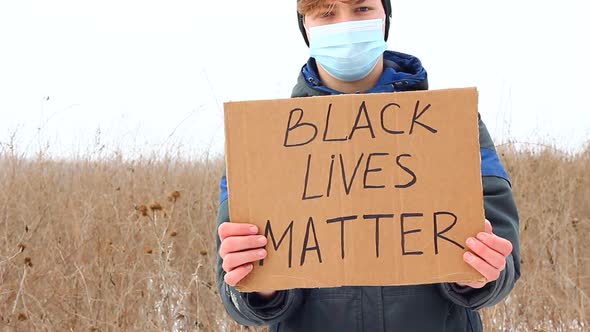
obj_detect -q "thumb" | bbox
[484,219,493,234]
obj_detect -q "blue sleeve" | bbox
[480,148,510,185]
[220,175,228,203]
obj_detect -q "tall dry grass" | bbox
[0,141,588,331]
[480,143,590,331]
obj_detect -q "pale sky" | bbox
[1,0,588,158]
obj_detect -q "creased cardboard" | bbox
[223,88,486,292]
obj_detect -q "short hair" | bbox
[297,0,357,17]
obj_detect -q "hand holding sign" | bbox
[457,220,514,289]
[218,223,268,285]
[218,223,277,298]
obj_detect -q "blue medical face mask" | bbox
[308,18,387,82]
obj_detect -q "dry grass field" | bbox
[0,141,588,331]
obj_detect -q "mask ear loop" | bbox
[382,0,392,41]
[303,18,311,43]
[297,12,310,46]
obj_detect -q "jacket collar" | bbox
[292,50,428,98]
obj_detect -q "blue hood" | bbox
[292,50,428,97]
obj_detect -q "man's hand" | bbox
[457,220,513,289]
[218,222,276,298]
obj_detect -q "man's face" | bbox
[303,0,386,30]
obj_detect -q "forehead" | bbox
[299,0,380,16]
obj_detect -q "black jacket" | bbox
[215,51,520,332]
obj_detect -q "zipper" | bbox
[307,76,319,86]
[392,79,417,89]
[465,309,475,332]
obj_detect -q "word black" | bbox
[284,100,437,148]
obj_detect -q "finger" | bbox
[218,222,258,241]
[466,237,506,270]
[257,291,277,299]
[224,264,253,286]
[456,281,486,289]
[484,219,493,234]
[219,235,267,258]
[476,232,513,257]
[464,251,501,282]
[222,248,267,273]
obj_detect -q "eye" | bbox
[356,7,370,12]
[320,11,334,18]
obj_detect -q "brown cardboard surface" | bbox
[223,88,486,292]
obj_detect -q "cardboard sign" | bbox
[224,88,485,292]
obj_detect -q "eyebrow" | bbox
[342,0,367,5]
[322,0,366,9]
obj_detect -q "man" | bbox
[215,1,520,331]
